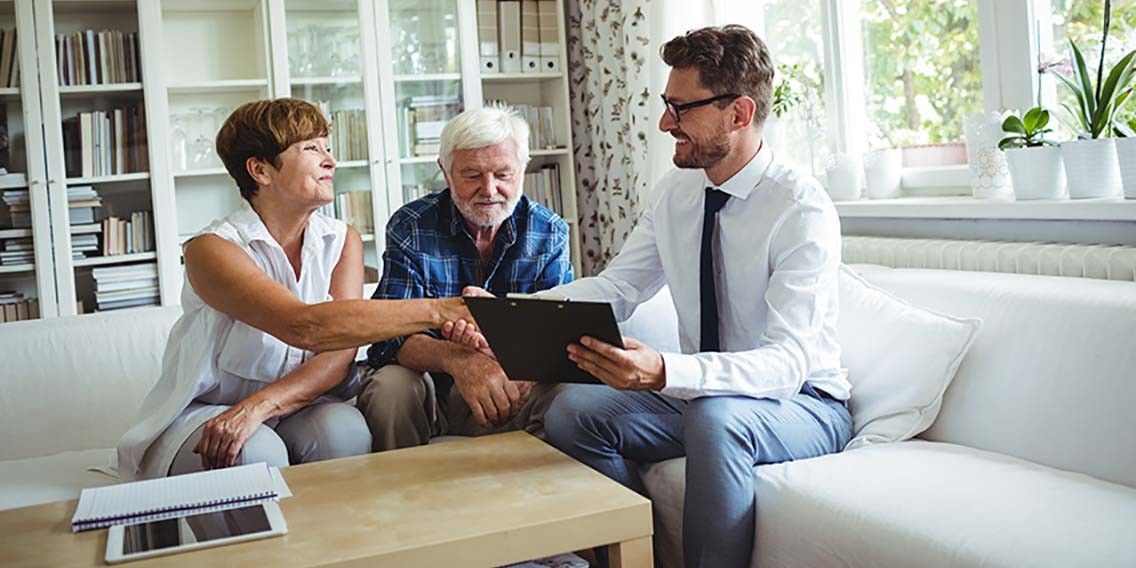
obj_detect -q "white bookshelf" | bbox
[474,0,581,273]
[4,0,584,324]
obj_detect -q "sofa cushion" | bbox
[640,441,1136,568]
[0,449,118,511]
[860,269,1136,488]
[0,307,180,461]
[838,265,981,449]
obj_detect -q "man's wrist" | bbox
[651,352,667,390]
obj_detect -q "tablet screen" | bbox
[122,505,273,554]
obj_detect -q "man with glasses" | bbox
[525,25,852,567]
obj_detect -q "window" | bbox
[860,0,983,148]
[761,0,831,177]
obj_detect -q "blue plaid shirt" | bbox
[366,189,573,368]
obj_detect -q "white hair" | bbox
[438,105,531,174]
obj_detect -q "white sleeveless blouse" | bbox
[116,203,356,480]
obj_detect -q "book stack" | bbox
[66,185,103,227]
[487,100,558,149]
[99,210,152,256]
[62,104,149,178]
[92,262,158,312]
[2,188,29,228]
[0,235,32,266]
[476,0,561,74]
[0,291,38,322]
[401,95,462,157]
[55,29,141,86]
[0,28,19,88]
[335,190,374,234]
[524,162,562,216]
[315,102,367,162]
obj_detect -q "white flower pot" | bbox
[824,153,862,201]
[1005,146,1066,200]
[1115,137,1136,199]
[863,148,902,199]
[1061,138,1122,199]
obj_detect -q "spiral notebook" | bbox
[71,463,280,533]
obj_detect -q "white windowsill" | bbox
[835,196,1136,222]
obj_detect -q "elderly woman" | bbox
[117,98,471,480]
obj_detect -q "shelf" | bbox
[0,87,19,97]
[392,73,462,83]
[58,83,143,96]
[0,173,28,189]
[173,168,228,178]
[400,155,438,165]
[337,160,369,169]
[834,196,1136,222]
[361,234,375,243]
[531,148,569,157]
[0,228,32,239]
[167,79,269,94]
[481,72,563,83]
[73,252,157,267]
[291,76,362,86]
[0,264,34,274]
[66,172,150,185]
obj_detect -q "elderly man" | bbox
[356,106,572,450]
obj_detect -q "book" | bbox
[71,462,282,532]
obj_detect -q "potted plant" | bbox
[1116,118,1136,198]
[999,107,1065,200]
[1050,0,1134,198]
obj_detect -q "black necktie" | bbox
[701,188,730,352]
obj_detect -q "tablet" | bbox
[105,502,288,564]
[465,296,624,383]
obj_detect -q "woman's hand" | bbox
[193,402,270,469]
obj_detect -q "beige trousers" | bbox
[355,364,564,452]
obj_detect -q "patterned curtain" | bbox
[566,0,653,276]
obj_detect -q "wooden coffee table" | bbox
[0,431,653,567]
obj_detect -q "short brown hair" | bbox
[215,98,330,201]
[661,25,775,126]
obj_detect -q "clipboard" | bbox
[464,296,624,383]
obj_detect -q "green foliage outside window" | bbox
[1050,0,1136,136]
[861,0,983,147]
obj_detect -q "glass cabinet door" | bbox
[284,0,381,283]
[386,0,465,207]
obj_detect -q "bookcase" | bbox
[0,0,579,324]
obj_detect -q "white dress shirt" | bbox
[116,203,357,480]
[546,144,850,401]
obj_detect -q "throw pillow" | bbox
[838,264,981,449]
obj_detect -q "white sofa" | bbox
[2,268,1135,567]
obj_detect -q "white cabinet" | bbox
[0,0,580,325]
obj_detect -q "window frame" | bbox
[760,0,1045,194]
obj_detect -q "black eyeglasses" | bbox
[660,93,741,123]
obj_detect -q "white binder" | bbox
[477,0,500,74]
[499,1,522,73]
[521,0,541,73]
[538,0,560,72]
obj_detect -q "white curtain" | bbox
[566,0,756,275]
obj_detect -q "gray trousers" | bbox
[169,402,372,475]
[355,364,563,452]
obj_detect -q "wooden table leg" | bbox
[609,536,653,568]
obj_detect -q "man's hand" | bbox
[447,351,532,428]
[567,336,666,391]
[194,402,270,469]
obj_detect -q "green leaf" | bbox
[1090,49,1136,137]
[1002,115,1027,135]
[1054,70,1092,130]
[1023,107,1043,132]
[998,136,1024,151]
[1036,109,1051,130]
[1071,40,1097,120]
